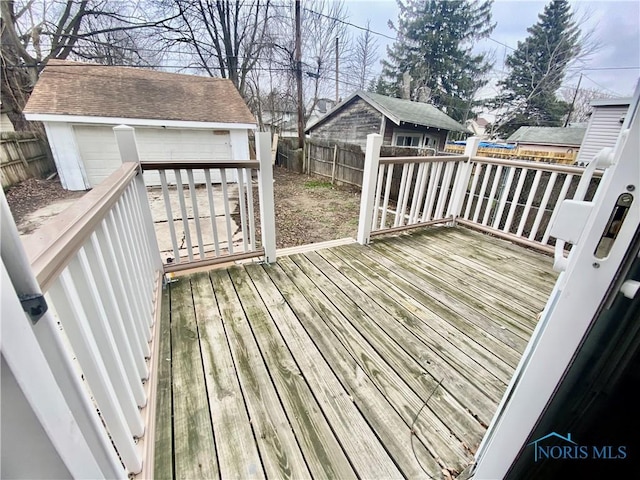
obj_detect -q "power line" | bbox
[581,74,624,97]
[302,7,397,41]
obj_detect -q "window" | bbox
[395,134,422,147]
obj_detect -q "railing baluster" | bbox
[50,271,142,474]
[542,173,573,244]
[245,168,256,251]
[187,170,205,259]
[504,168,528,234]
[463,162,480,219]
[421,162,442,222]
[482,165,503,226]
[398,163,415,226]
[174,169,193,262]
[408,162,426,224]
[528,172,558,241]
[220,169,234,254]
[159,170,180,263]
[472,164,492,223]
[107,210,152,349]
[96,221,149,378]
[128,184,156,283]
[492,167,515,229]
[236,167,249,252]
[122,189,153,293]
[516,169,543,237]
[411,163,429,224]
[434,161,453,220]
[379,164,394,229]
[71,249,145,437]
[204,169,221,256]
[394,163,410,227]
[372,164,385,230]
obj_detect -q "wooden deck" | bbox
[153,226,557,479]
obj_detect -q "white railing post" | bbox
[113,125,163,272]
[448,136,480,220]
[256,132,277,263]
[357,134,383,245]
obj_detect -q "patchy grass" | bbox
[303,180,334,189]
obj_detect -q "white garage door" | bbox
[73,126,233,187]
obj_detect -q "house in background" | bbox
[305,91,468,151]
[23,60,256,190]
[506,126,586,157]
[575,97,631,166]
[466,116,491,136]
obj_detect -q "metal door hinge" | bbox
[19,294,48,323]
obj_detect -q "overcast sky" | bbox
[344,0,640,98]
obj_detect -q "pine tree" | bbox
[381,0,494,122]
[495,0,580,135]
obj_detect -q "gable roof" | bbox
[306,90,468,133]
[506,126,586,147]
[24,60,256,125]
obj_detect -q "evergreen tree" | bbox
[381,0,494,122]
[494,0,580,135]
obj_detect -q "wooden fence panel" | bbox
[1,132,55,188]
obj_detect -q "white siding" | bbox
[72,125,236,188]
[576,105,628,165]
[1,113,15,132]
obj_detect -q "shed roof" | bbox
[24,60,256,125]
[506,126,586,146]
[590,97,632,107]
[306,90,468,133]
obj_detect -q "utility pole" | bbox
[335,36,339,103]
[564,73,583,127]
[295,0,304,149]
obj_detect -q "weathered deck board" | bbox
[227,266,358,480]
[191,272,264,479]
[169,277,218,479]
[153,286,173,480]
[210,269,312,480]
[155,226,557,480]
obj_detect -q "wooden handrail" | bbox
[23,163,139,292]
[471,155,603,177]
[379,155,468,165]
[140,160,260,171]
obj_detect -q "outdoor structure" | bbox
[506,126,586,155]
[575,97,631,166]
[1,83,638,480]
[23,60,256,190]
[306,91,468,151]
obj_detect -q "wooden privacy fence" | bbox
[1,131,55,188]
[358,135,602,253]
[445,143,578,165]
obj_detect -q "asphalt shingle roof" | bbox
[506,126,586,146]
[358,91,468,132]
[24,60,256,125]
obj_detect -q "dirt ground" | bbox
[6,167,362,248]
[4,177,85,234]
[265,166,362,248]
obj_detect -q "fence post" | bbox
[356,134,383,245]
[448,136,480,221]
[256,132,277,262]
[113,125,163,271]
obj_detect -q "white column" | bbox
[256,132,276,262]
[357,133,383,245]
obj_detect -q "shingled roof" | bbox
[306,90,468,133]
[24,60,256,125]
[506,126,586,146]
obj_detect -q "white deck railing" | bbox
[18,157,163,476]
[358,134,602,253]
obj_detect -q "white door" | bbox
[472,84,640,478]
[74,126,232,187]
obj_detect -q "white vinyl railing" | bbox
[140,132,276,273]
[17,156,163,475]
[358,134,602,253]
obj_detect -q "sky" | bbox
[343,0,640,99]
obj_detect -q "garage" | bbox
[24,60,256,191]
[73,126,233,187]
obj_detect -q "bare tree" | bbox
[559,85,613,123]
[1,0,172,130]
[347,20,378,91]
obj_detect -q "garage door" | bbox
[73,126,233,187]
